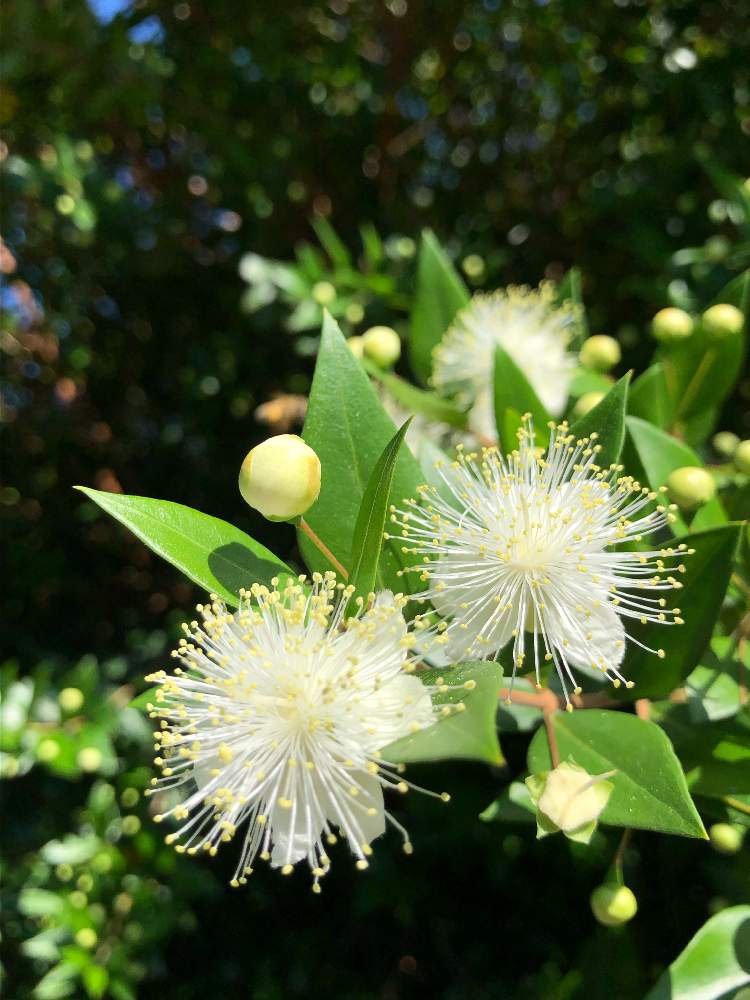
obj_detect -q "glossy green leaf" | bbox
[684,636,745,723]
[494,344,551,452]
[348,419,412,600]
[384,661,504,766]
[569,373,630,466]
[75,488,291,607]
[617,524,741,699]
[364,362,468,428]
[300,313,424,590]
[625,415,701,487]
[409,230,469,385]
[629,363,672,429]
[569,369,615,399]
[644,905,750,1000]
[653,705,750,798]
[480,781,536,824]
[527,709,706,837]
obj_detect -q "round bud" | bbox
[536,762,612,832]
[77,746,103,773]
[74,928,98,950]
[734,440,750,475]
[702,303,744,341]
[709,823,743,855]
[667,466,716,509]
[651,307,693,343]
[590,885,638,927]
[362,325,401,368]
[347,335,364,360]
[712,431,739,459]
[239,434,321,521]
[573,391,605,417]
[579,335,621,372]
[58,687,84,713]
[311,281,336,306]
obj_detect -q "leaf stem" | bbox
[299,518,349,580]
[722,795,750,818]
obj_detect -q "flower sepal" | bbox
[525,761,615,844]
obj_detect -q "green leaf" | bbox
[617,524,741,699]
[383,661,504,766]
[493,344,551,452]
[555,267,588,347]
[653,706,750,798]
[684,636,745,723]
[312,216,352,270]
[364,363,468,429]
[76,488,291,607]
[349,419,412,600]
[480,781,536,824]
[569,373,630,466]
[409,230,469,386]
[644,905,750,1000]
[527,709,706,837]
[417,438,461,509]
[625,415,701,487]
[628,363,672,429]
[300,314,424,590]
[18,888,65,918]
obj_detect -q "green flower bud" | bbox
[573,391,605,417]
[590,884,638,926]
[734,440,750,475]
[579,335,621,372]
[462,254,485,278]
[74,928,98,950]
[667,466,716,510]
[712,431,739,459]
[362,325,401,368]
[651,307,693,343]
[58,687,84,713]
[239,434,321,521]
[311,281,336,306]
[702,303,744,341]
[77,746,103,772]
[526,761,615,844]
[709,822,744,855]
[347,335,364,360]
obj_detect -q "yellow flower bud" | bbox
[239,434,321,521]
[573,391,605,417]
[579,335,621,372]
[702,303,744,341]
[712,431,739,459]
[347,335,364,360]
[590,884,638,926]
[58,687,84,713]
[667,466,716,510]
[734,440,750,475]
[362,325,401,368]
[311,281,336,306]
[709,822,743,855]
[651,307,693,343]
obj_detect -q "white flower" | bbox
[432,284,578,440]
[145,574,451,891]
[392,419,689,703]
[526,762,615,843]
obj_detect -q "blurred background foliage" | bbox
[1,0,749,997]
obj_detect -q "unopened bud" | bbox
[362,325,401,368]
[651,307,693,343]
[709,823,743,855]
[347,336,364,360]
[734,440,750,475]
[311,281,336,306]
[58,687,84,713]
[702,303,744,341]
[579,335,621,372]
[526,761,614,843]
[712,431,739,459]
[239,434,321,521]
[74,928,98,949]
[667,466,716,510]
[573,391,605,417]
[590,884,638,926]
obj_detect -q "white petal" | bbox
[546,600,626,672]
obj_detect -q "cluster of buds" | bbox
[651,303,744,344]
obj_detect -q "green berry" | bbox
[579,335,621,372]
[702,303,744,341]
[651,308,693,343]
[667,466,716,510]
[590,884,638,926]
[709,823,743,855]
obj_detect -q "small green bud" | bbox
[702,303,744,341]
[77,746,103,772]
[239,434,321,521]
[311,281,336,306]
[712,431,739,459]
[734,440,750,475]
[347,335,364,360]
[345,302,364,324]
[651,307,693,343]
[579,335,621,372]
[709,823,744,855]
[573,391,605,417]
[462,254,485,278]
[58,687,84,713]
[362,325,401,368]
[590,884,638,926]
[74,928,98,950]
[667,466,716,510]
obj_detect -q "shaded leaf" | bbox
[569,373,630,466]
[494,344,551,452]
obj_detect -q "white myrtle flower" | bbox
[432,284,578,440]
[145,573,454,891]
[391,419,690,704]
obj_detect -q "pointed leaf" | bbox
[555,266,588,347]
[629,363,672,429]
[364,363,468,428]
[384,661,504,766]
[494,344,551,452]
[527,709,706,837]
[409,230,469,386]
[569,373,630,466]
[75,488,291,606]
